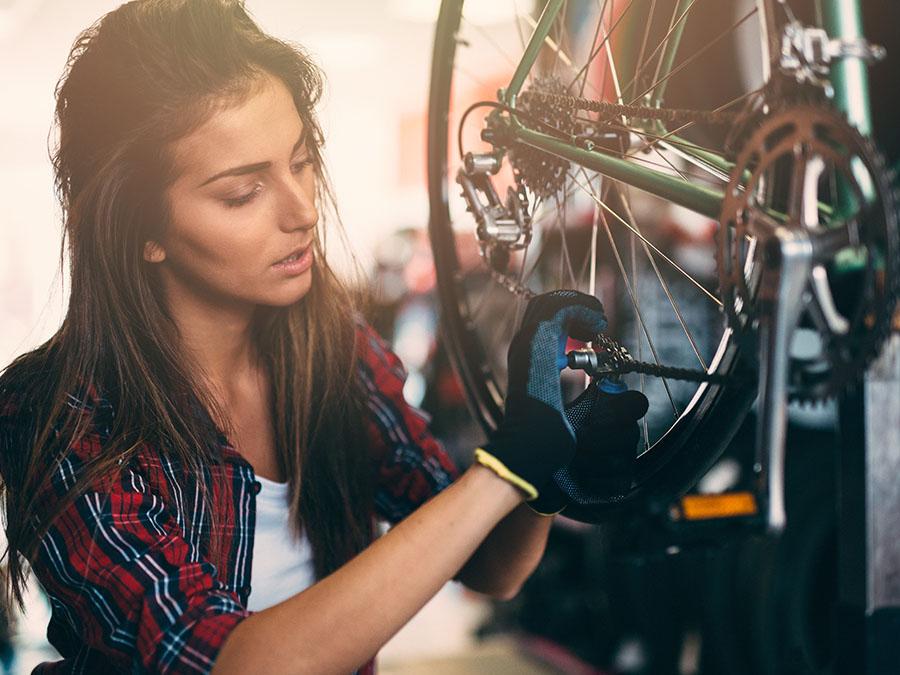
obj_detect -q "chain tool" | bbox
[485,268,744,386]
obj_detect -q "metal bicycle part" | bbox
[428,0,768,521]
[717,104,899,531]
[718,104,900,403]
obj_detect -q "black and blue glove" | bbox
[474,290,607,502]
[529,380,649,515]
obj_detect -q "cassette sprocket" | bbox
[510,77,574,200]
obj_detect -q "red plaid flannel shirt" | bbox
[0,321,459,674]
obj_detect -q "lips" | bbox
[272,245,314,276]
[275,246,308,265]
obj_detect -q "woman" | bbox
[0,1,646,673]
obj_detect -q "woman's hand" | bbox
[473,290,608,501]
[531,381,650,515]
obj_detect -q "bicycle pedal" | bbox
[675,492,759,521]
[659,492,767,539]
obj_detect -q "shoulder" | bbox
[0,345,54,422]
[1,347,113,438]
[353,314,408,382]
[0,345,117,488]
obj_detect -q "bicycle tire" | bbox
[426,0,765,521]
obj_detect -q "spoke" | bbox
[588,173,601,297]
[468,268,496,321]
[491,281,524,346]
[653,0,691,97]
[617,182,709,369]
[629,6,759,106]
[598,0,613,104]
[512,0,528,51]
[649,144,689,182]
[597,201,680,416]
[519,12,606,103]
[568,173,723,306]
[585,172,604,388]
[515,235,531,328]
[565,0,637,93]
[454,65,498,94]
[656,139,732,183]
[572,173,604,291]
[622,85,766,164]
[576,0,611,99]
[550,0,569,79]
[602,8,626,112]
[621,0,698,101]
[627,128,730,161]
[598,118,731,163]
[631,0,659,102]
[517,181,591,293]
[627,201,651,447]
[519,206,562,287]
[553,192,579,287]
[518,9,573,72]
[461,16,519,70]
[568,125,730,183]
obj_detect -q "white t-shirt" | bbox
[246,475,316,612]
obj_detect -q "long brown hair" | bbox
[0,0,373,609]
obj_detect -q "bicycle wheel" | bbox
[427,0,768,521]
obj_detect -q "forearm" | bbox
[456,502,552,599]
[211,463,523,675]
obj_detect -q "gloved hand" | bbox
[474,290,607,502]
[529,380,649,515]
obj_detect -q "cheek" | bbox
[165,202,261,270]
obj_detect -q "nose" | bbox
[277,173,318,233]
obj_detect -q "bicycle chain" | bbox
[486,268,744,386]
[517,90,742,126]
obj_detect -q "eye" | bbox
[291,158,313,174]
[223,185,262,208]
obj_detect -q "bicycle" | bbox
[426,0,899,528]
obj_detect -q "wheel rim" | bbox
[427,0,765,517]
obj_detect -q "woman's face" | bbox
[147,72,318,317]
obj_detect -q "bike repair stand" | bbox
[836,331,900,673]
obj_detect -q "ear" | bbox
[143,240,166,263]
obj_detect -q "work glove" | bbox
[529,380,649,515]
[474,290,607,502]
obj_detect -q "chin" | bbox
[269,273,313,306]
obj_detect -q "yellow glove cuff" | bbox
[528,502,566,517]
[473,448,539,501]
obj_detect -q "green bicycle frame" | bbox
[499,0,873,221]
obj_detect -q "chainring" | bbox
[717,104,900,401]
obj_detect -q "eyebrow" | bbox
[199,131,308,187]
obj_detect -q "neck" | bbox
[165,288,261,394]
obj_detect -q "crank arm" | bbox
[754,227,813,533]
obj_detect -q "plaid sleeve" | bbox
[355,319,460,525]
[27,430,250,674]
